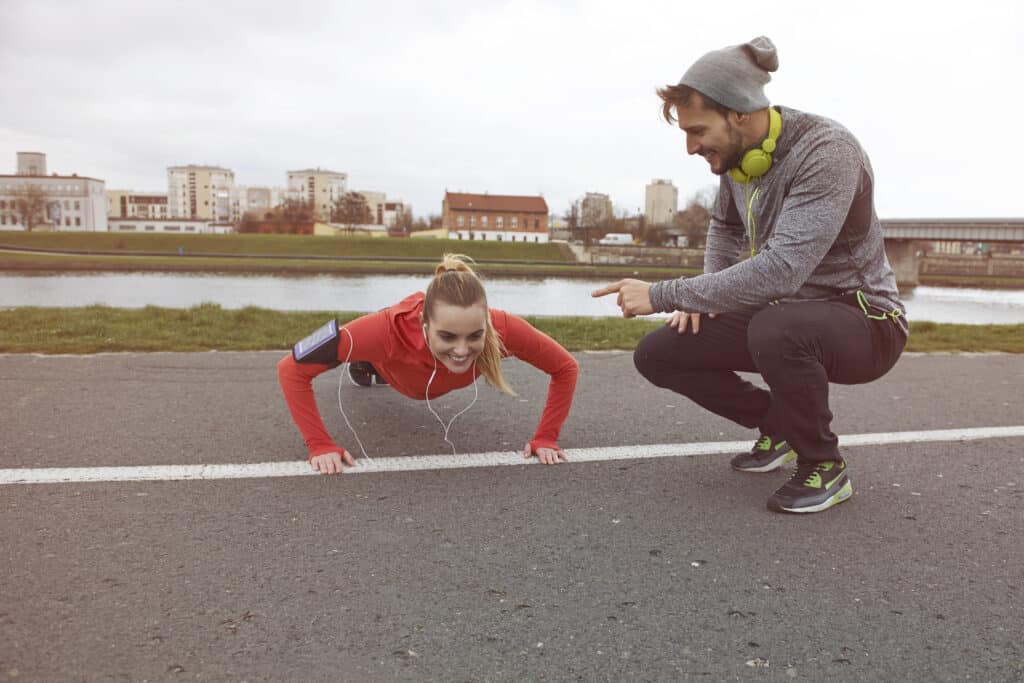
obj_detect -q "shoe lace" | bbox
[792,460,838,487]
[791,460,821,485]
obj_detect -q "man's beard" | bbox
[713,121,748,175]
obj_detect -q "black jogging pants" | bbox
[633,299,906,463]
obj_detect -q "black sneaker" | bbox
[348,361,388,387]
[730,434,796,472]
[766,458,853,513]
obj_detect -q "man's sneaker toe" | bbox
[731,434,796,472]
[767,459,852,514]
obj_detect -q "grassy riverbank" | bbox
[1,304,1021,354]
[0,231,697,280]
[2,232,1022,354]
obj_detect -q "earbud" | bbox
[729,107,782,184]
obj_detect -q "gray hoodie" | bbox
[649,106,906,332]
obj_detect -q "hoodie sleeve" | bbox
[277,311,392,459]
[495,311,579,451]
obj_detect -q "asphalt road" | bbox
[1,350,1022,682]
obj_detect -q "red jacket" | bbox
[278,292,579,459]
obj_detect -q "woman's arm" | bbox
[496,312,579,456]
[277,312,391,471]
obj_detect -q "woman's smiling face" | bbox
[423,301,487,374]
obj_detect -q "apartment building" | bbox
[167,165,235,221]
[580,192,613,228]
[443,192,549,243]
[107,190,169,219]
[233,186,286,221]
[355,190,406,228]
[287,168,348,222]
[0,152,107,231]
[645,179,678,227]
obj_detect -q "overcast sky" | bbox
[2,0,1021,220]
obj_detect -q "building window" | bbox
[145,226,155,231]
[64,200,70,210]
[481,216,488,228]
[496,216,504,228]
[75,217,81,226]
[74,201,80,210]
[457,216,464,227]
[511,216,517,228]
[470,216,476,227]
[0,200,6,209]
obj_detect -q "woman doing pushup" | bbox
[278,254,579,474]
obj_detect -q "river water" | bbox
[2,272,1023,324]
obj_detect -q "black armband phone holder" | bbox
[293,319,341,366]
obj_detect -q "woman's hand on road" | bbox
[524,444,568,465]
[310,451,356,475]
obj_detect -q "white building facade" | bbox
[108,217,233,234]
[0,152,107,231]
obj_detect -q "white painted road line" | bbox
[2,425,1022,486]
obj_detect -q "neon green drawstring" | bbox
[744,182,761,257]
[856,290,904,324]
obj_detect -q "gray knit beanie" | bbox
[679,36,779,113]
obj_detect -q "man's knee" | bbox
[633,330,661,383]
[747,307,790,357]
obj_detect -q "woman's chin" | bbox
[440,356,476,374]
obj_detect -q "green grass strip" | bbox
[0,231,569,262]
[1,305,1020,354]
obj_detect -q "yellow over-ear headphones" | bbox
[729,107,782,184]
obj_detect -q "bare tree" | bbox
[565,201,580,231]
[331,192,372,232]
[13,184,50,231]
[673,187,716,249]
[565,200,587,244]
[393,205,414,232]
[238,200,314,234]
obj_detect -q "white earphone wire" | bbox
[336,327,373,464]
[424,354,479,456]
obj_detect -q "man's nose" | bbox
[686,135,700,155]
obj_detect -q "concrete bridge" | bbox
[883,218,1024,285]
[568,218,1023,286]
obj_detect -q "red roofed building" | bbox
[442,191,549,243]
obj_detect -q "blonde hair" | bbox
[423,253,514,395]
